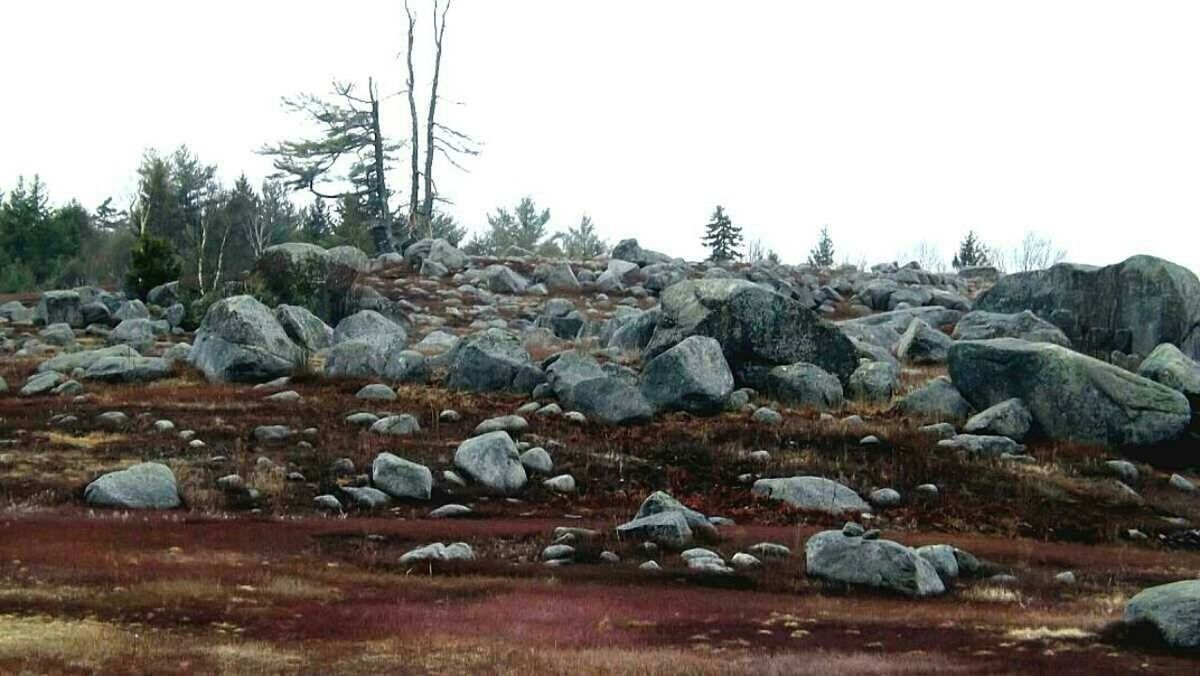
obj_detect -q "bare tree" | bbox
[403,0,479,238]
[1005,231,1068,273]
[404,2,421,231]
[900,240,945,272]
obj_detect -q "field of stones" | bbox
[2,238,1200,673]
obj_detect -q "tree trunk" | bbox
[421,1,449,231]
[368,78,394,255]
[404,2,422,238]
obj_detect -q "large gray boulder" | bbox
[639,336,734,415]
[963,398,1032,441]
[1123,580,1200,651]
[616,511,693,549]
[751,476,870,515]
[445,329,541,394]
[84,356,172,383]
[572,377,653,425]
[405,238,469,273]
[645,279,858,389]
[371,453,432,500]
[805,529,946,598]
[611,238,670,267]
[976,256,1200,359]
[38,344,140,374]
[766,362,844,410]
[275,304,334,352]
[84,462,180,509]
[545,350,608,402]
[839,307,964,354]
[633,491,719,542]
[107,318,157,352]
[895,318,952,364]
[0,301,34,323]
[1138,343,1200,397]
[847,361,900,403]
[324,310,409,379]
[453,431,528,494]
[35,290,83,328]
[949,338,1191,448]
[893,376,971,421]
[191,296,305,383]
[952,310,1071,346]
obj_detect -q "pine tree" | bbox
[807,226,835,268]
[301,198,333,244]
[558,214,608,259]
[701,205,742,262]
[952,230,991,269]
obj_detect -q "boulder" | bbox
[639,336,734,415]
[751,476,870,515]
[571,376,653,425]
[84,462,180,510]
[39,323,76,348]
[1123,580,1200,651]
[611,238,671,267]
[323,310,409,379]
[949,338,1191,448]
[633,491,719,542]
[616,511,693,549]
[84,356,172,383]
[805,529,945,597]
[963,398,1033,441]
[369,415,422,436]
[453,431,528,494]
[35,290,82,327]
[274,304,334,352]
[895,318,952,364]
[445,329,541,394]
[532,261,581,292]
[645,279,858,389]
[545,350,607,402]
[1138,343,1200,397]
[0,301,33,323]
[952,310,1071,346]
[38,345,140,374]
[975,256,1200,359]
[20,371,64,396]
[937,434,1025,456]
[765,362,844,410]
[371,453,432,500]
[107,318,156,352]
[147,281,180,307]
[190,295,304,383]
[847,361,900,403]
[893,377,972,422]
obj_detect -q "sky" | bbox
[2,1,1199,272]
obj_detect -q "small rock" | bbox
[752,407,783,425]
[429,504,472,519]
[356,383,397,401]
[868,488,901,507]
[1169,473,1196,493]
[543,474,576,493]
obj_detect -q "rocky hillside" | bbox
[3,238,1200,666]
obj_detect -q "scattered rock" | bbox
[84,462,180,510]
[751,476,871,515]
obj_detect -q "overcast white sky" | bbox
[2,1,1199,272]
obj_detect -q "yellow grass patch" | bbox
[48,431,127,449]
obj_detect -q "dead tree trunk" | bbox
[404,1,422,237]
[420,0,450,231]
[367,78,395,254]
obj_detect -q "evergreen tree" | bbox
[126,231,181,299]
[300,197,334,244]
[557,214,608,259]
[807,226,835,268]
[466,197,552,255]
[952,230,991,269]
[701,205,742,262]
